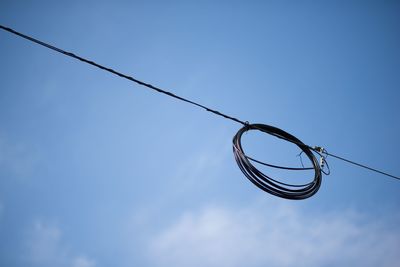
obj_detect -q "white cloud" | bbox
[25,220,96,267]
[149,202,400,267]
[71,257,96,267]
[0,133,40,179]
[171,145,229,191]
[26,221,65,265]
[168,128,232,193]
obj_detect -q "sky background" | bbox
[1,1,400,266]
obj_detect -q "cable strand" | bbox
[326,152,400,181]
[0,25,246,127]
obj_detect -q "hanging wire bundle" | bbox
[233,123,323,200]
[1,24,398,200]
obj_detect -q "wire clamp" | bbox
[313,146,330,175]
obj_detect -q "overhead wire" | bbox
[1,24,399,200]
[0,25,247,127]
[325,152,399,180]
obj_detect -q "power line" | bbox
[326,152,399,180]
[0,25,246,127]
[1,25,399,199]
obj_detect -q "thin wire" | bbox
[1,24,399,182]
[0,25,246,127]
[326,152,400,181]
[245,155,314,171]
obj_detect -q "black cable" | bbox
[1,24,399,200]
[233,123,322,200]
[0,25,247,127]
[326,152,400,181]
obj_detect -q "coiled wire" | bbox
[233,123,322,200]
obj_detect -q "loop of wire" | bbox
[233,123,322,200]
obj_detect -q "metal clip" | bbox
[314,146,330,175]
[320,156,325,168]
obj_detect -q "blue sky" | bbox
[1,1,400,266]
